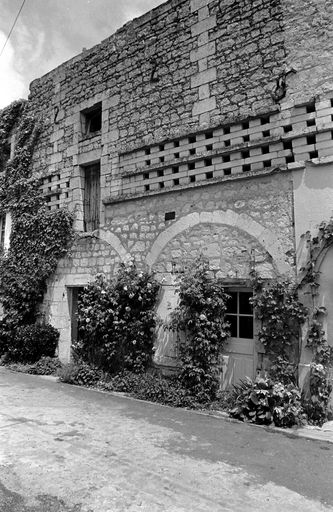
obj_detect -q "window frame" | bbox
[225,288,254,340]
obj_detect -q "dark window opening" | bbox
[174,152,180,159]
[309,150,318,159]
[224,126,230,135]
[263,160,271,168]
[172,166,179,174]
[159,156,165,163]
[158,169,164,177]
[173,178,179,185]
[159,144,164,151]
[284,125,292,133]
[243,164,251,172]
[242,121,249,130]
[81,103,102,136]
[206,144,213,151]
[143,172,149,180]
[188,163,195,170]
[283,141,292,151]
[224,140,231,147]
[262,145,270,154]
[145,184,150,191]
[306,103,316,113]
[189,135,196,144]
[307,134,316,146]
[263,130,270,137]
[241,150,250,159]
[204,158,212,166]
[307,118,316,127]
[206,171,213,179]
[224,168,231,175]
[190,175,196,183]
[159,182,165,189]
[243,135,250,143]
[145,159,151,166]
[260,116,270,125]
[174,141,179,148]
[189,148,196,155]
[83,162,100,232]
[145,148,151,155]
[286,155,295,163]
[165,211,176,221]
[223,155,230,163]
[205,131,213,139]
[225,291,253,339]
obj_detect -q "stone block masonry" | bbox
[20,0,333,363]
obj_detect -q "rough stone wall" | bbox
[104,172,295,277]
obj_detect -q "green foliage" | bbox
[4,323,59,363]
[302,363,333,426]
[251,275,307,360]
[76,260,160,374]
[169,258,230,400]
[58,361,104,386]
[0,100,73,356]
[229,377,304,428]
[269,356,297,385]
[2,356,62,375]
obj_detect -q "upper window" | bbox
[225,290,253,339]
[81,103,102,136]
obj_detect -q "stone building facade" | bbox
[17,0,333,385]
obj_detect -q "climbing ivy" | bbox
[0,100,73,340]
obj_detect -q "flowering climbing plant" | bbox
[76,260,160,374]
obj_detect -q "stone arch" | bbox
[145,210,291,275]
[97,228,130,261]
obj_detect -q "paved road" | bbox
[0,368,332,512]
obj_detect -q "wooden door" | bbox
[84,163,100,232]
[223,290,255,387]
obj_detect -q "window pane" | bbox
[226,292,237,314]
[239,292,253,315]
[225,315,237,337]
[239,316,253,339]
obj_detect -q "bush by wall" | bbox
[75,260,160,374]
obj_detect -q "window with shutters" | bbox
[83,163,100,232]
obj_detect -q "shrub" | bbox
[76,261,160,374]
[269,356,297,385]
[101,371,197,408]
[229,377,304,428]
[3,356,62,375]
[302,363,333,426]
[169,257,230,400]
[58,361,104,386]
[6,323,59,363]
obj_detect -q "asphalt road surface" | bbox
[0,367,332,512]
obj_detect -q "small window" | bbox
[81,103,102,136]
[225,291,253,339]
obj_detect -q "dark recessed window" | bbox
[188,162,195,170]
[307,134,316,145]
[159,182,165,189]
[262,145,270,154]
[309,150,318,159]
[225,291,253,339]
[159,156,165,163]
[172,166,179,174]
[204,158,212,166]
[242,121,249,130]
[174,141,179,148]
[190,175,196,183]
[145,160,151,166]
[263,130,270,137]
[143,172,149,180]
[224,168,231,175]
[158,169,164,177]
[283,141,292,151]
[206,144,213,151]
[165,211,176,221]
[261,116,270,125]
[205,131,213,139]
[306,103,316,113]
[174,152,180,159]
[159,144,165,151]
[241,150,250,159]
[145,184,150,191]
[189,148,196,155]
[173,178,179,185]
[81,102,102,136]
[284,125,292,133]
[206,171,213,179]
[307,118,316,127]
[263,160,271,168]
[224,126,230,135]
[224,140,231,147]
[286,155,295,163]
[145,148,151,155]
[243,135,250,143]
[243,164,251,172]
[331,99,333,108]
[189,136,196,144]
[223,155,230,163]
